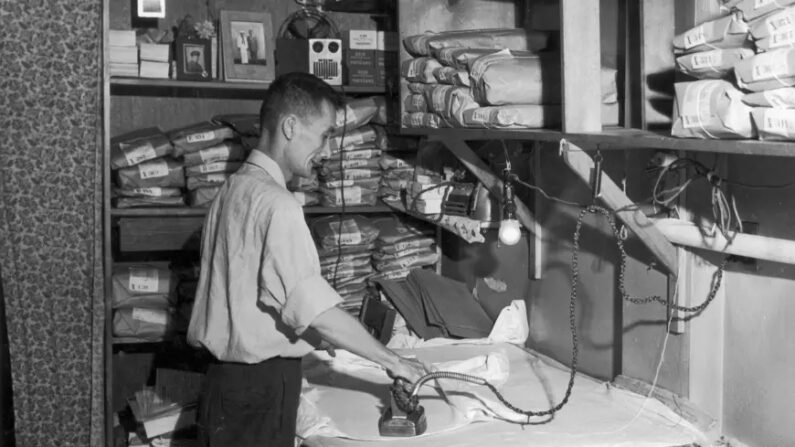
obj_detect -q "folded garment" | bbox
[211,113,261,137]
[426,28,550,59]
[470,51,561,105]
[311,215,380,250]
[734,48,795,92]
[114,187,183,198]
[462,104,561,129]
[407,269,494,339]
[676,47,755,79]
[188,186,222,208]
[672,13,749,54]
[111,127,174,169]
[743,87,795,107]
[184,161,242,177]
[671,80,755,139]
[751,107,795,140]
[112,264,177,308]
[169,122,236,157]
[186,173,231,191]
[734,0,795,21]
[114,196,186,208]
[319,186,378,207]
[116,157,185,189]
[181,141,247,167]
[401,57,443,83]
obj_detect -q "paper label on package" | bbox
[132,308,168,326]
[123,142,156,166]
[767,12,795,33]
[681,82,716,129]
[409,113,424,127]
[324,179,354,188]
[329,218,362,244]
[410,95,426,109]
[138,159,169,179]
[203,173,228,183]
[332,186,362,206]
[752,57,790,80]
[431,86,449,112]
[394,240,420,252]
[342,159,369,169]
[471,108,492,123]
[761,109,795,135]
[344,169,372,180]
[132,187,163,197]
[770,29,795,48]
[345,149,377,160]
[186,130,215,144]
[199,144,230,163]
[683,25,707,49]
[406,59,420,78]
[691,51,723,70]
[199,161,226,174]
[128,267,159,293]
[398,255,419,269]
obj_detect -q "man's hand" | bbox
[317,339,336,357]
[387,356,430,388]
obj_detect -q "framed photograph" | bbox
[175,37,212,81]
[137,0,166,18]
[220,10,275,83]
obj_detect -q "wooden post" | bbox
[561,0,602,132]
[559,140,679,276]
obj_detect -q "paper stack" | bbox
[139,42,171,79]
[109,29,139,77]
[127,369,204,440]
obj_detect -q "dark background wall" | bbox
[0,1,105,446]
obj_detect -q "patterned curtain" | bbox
[0,1,105,446]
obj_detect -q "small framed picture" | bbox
[137,0,165,18]
[175,38,212,81]
[220,10,275,83]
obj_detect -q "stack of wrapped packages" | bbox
[168,122,245,207]
[673,1,795,141]
[378,151,444,214]
[311,214,380,316]
[111,128,186,208]
[370,214,439,282]
[111,263,182,342]
[400,28,620,129]
[317,96,389,208]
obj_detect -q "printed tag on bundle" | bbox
[329,217,363,245]
[186,131,216,144]
[684,25,707,49]
[128,267,159,293]
[138,159,169,179]
[691,51,723,70]
[123,142,157,166]
[199,144,231,163]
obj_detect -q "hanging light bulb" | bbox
[498,166,522,246]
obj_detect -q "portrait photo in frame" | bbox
[175,37,212,81]
[220,10,275,83]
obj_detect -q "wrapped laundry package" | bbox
[672,13,750,54]
[168,122,236,157]
[403,31,439,56]
[734,0,795,21]
[115,196,185,208]
[426,28,550,58]
[112,307,175,341]
[742,87,795,107]
[184,161,242,177]
[372,214,434,245]
[114,187,182,198]
[112,264,177,308]
[320,186,379,207]
[404,94,428,113]
[751,107,795,140]
[470,50,561,105]
[188,186,222,207]
[292,190,320,207]
[319,167,381,182]
[400,57,443,83]
[462,104,561,128]
[402,112,447,128]
[336,96,388,131]
[748,6,795,51]
[116,157,185,189]
[211,113,261,137]
[329,125,385,152]
[676,47,755,79]
[182,141,247,167]
[734,48,795,92]
[110,127,174,169]
[671,80,755,139]
[311,215,380,250]
[433,66,466,85]
[186,173,231,190]
[321,178,381,192]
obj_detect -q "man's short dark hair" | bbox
[190,50,200,57]
[259,72,343,135]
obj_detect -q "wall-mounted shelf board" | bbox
[111,204,395,217]
[110,77,386,97]
[401,127,795,158]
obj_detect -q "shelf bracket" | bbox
[435,137,541,236]
[559,139,678,277]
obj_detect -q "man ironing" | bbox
[187,72,428,447]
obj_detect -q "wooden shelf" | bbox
[401,127,795,157]
[111,203,395,217]
[110,77,386,97]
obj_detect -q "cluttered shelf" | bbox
[111,203,396,217]
[400,127,795,158]
[109,77,387,97]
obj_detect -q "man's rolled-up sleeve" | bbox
[261,200,342,335]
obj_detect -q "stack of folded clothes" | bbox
[111,127,185,208]
[311,214,380,317]
[369,214,439,281]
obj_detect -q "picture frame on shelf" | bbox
[175,37,212,81]
[219,10,275,83]
[137,0,166,18]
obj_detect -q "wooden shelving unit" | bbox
[111,203,395,217]
[110,77,387,97]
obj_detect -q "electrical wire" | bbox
[331,86,348,290]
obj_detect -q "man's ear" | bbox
[281,115,296,141]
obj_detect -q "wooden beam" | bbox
[559,140,679,276]
[437,138,540,236]
[561,0,602,132]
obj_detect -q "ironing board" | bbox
[301,342,706,447]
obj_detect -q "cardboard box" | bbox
[345,30,379,86]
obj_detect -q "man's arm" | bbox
[309,306,428,384]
